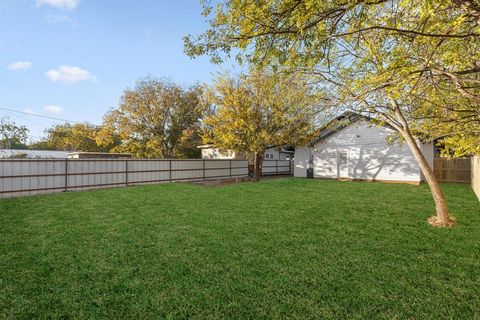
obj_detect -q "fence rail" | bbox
[0,159,292,199]
[261,159,293,176]
[434,157,471,183]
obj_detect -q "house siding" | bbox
[264,148,280,160]
[295,120,433,183]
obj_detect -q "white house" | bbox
[294,113,434,184]
[198,145,294,160]
[264,146,294,160]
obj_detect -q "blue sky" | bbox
[0,0,237,142]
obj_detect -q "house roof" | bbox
[312,112,378,145]
[198,144,295,153]
[67,152,132,158]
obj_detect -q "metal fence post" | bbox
[64,159,68,192]
[203,159,206,181]
[169,159,172,182]
[230,159,232,178]
[125,159,129,186]
[276,160,278,175]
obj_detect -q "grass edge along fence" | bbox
[0,159,292,199]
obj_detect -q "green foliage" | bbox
[0,117,29,149]
[30,123,119,152]
[185,0,480,155]
[205,70,319,159]
[100,77,206,159]
[1,179,479,318]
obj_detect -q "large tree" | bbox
[0,117,29,149]
[205,70,319,181]
[184,0,480,226]
[30,122,119,152]
[100,77,206,159]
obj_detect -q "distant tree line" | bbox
[3,78,209,159]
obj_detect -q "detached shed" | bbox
[294,113,434,185]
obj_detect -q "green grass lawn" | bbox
[1,178,479,319]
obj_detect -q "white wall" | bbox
[294,147,311,178]
[279,151,294,160]
[264,148,279,160]
[295,120,431,183]
[472,156,480,203]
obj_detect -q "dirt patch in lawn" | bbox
[187,175,291,187]
[188,177,252,186]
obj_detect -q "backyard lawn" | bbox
[1,178,479,319]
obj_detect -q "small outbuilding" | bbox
[294,113,434,184]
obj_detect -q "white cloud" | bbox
[45,65,95,83]
[36,0,79,11]
[43,105,64,114]
[45,13,71,23]
[7,61,32,71]
[24,108,37,115]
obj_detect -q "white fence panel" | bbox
[128,160,170,185]
[232,160,249,177]
[277,160,291,174]
[473,156,480,203]
[0,160,66,198]
[261,160,292,175]
[67,160,126,191]
[205,160,230,179]
[0,158,291,199]
[171,160,203,181]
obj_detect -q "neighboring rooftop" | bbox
[67,152,132,159]
[0,149,69,159]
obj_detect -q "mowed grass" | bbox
[1,178,479,319]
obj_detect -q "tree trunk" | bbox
[252,152,263,182]
[400,128,454,227]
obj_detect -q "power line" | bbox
[0,107,80,124]
[2,110,49,128]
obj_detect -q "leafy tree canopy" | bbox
[0,117,29,149]
[30,123,119,152]
[99,77,207,159]
[205,70,320,180]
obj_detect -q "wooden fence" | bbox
[0,159,292,199]
[434,157,471,183]
[472,156,480,202]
